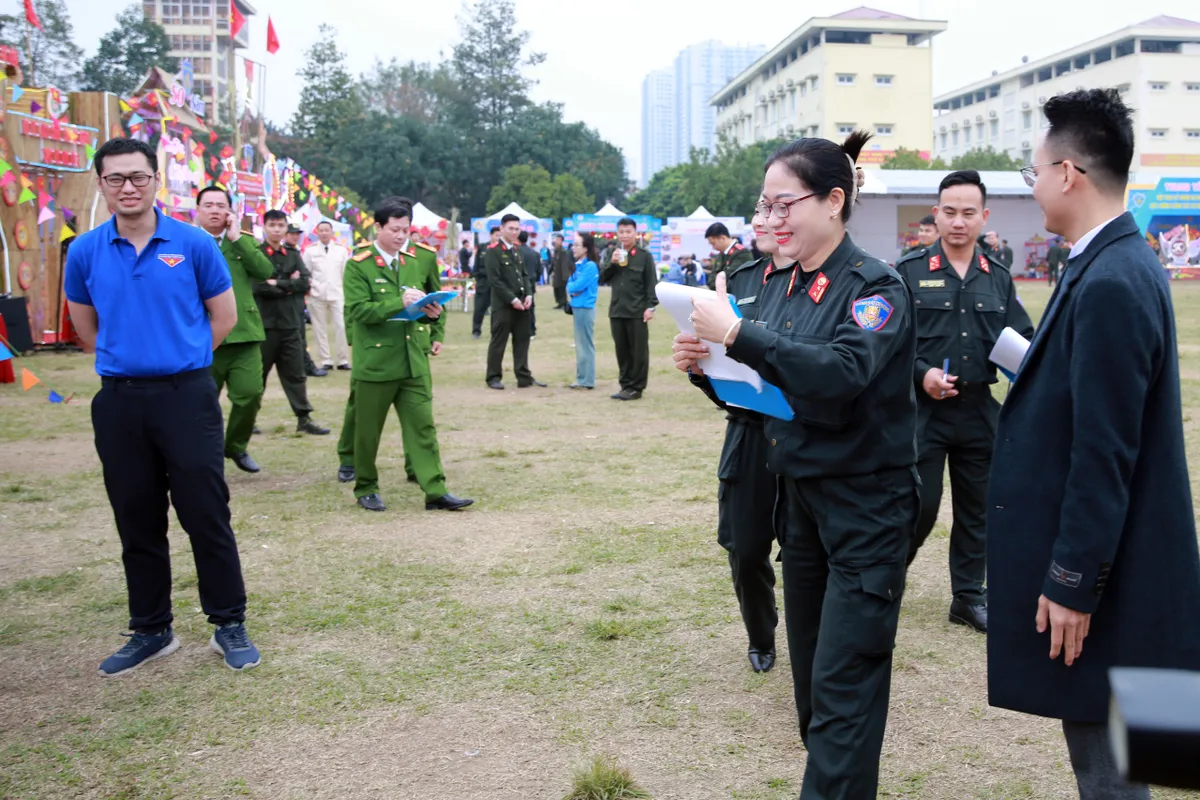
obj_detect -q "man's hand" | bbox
[672,333,709,374]
[643,308,655,323]
[1036,595,1092,667]
[430,341,443,356]
[224,213,241,242]
[511,298,524,310]
[922,367,959,399]
[424,301,443,320]
[523,296,533,310]
[403,288,426,306]
[290,271,300,279]
[266,278,278,286]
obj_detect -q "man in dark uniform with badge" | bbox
[600,217,658,400]
[471,227,500,338]
[341,197,472,513]
[254,210,329,435]
[484,214,545,390]
[704,222,753,289]
[896,170,1034,633]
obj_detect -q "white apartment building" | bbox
[931,15,1200,170]
[141,0,256,126]
[641,69,675,186]
[711,7,946,165]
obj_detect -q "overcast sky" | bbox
[67,0,1198,180]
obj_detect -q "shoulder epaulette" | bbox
[354,241,372,250]
[727,254,767,279]
[849,255,895,284]
[983,251,1011,273]
[894,247,927,267]
[414,241,437,253]
[487,242,499,249]
[733,243,744,251]
[352,249,372,262]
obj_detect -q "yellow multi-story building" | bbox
[711,7,946,165]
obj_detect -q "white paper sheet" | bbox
[655,282,763,391]
[989,326,1031,374]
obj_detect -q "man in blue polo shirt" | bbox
[64,137,261,676]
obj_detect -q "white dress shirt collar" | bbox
[1069,216,1121,259]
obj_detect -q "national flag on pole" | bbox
[230,3,245,37]
[24,0,43,31]
[266,16,280,54]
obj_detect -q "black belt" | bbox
[101,367,210,386]
[726,413,765,427]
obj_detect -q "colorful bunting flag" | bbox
[209,130,219,144]
[10,85,22,103]
[128,113,143,127]
[0,172,14,188]
[37,190,52,210]
[84,144,95,163]
[119,98,131,113]
[48,390,64,403]
[0,342,10,362]
[36,206,54,225]
[29,100,41,114]
[62,207,74,220]
[60,224,75,242]
[21,368,39,391]
[18,186,34,205]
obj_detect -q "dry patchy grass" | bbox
[2,284,1199,799]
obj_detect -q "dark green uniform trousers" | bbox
[337,378,425,479]
[351,377,447,503]
[261,328,313,418]
[210,342,264,457]
[486,304,533,385]
[717,420,778,652]
[610,317,649,392]
[908,388,998,603]
[780,466,917,800]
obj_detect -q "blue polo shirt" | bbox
[64,209,231,377]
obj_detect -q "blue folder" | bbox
[389,290,460,322]
[709,294,795,421]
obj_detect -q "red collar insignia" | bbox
[978,254,990,274]
[266,246,275,256]
[929,254,943,272]
[374,255,386,268]
[630,248,637,256]
[158,254,185,268]
[808,272,830,304]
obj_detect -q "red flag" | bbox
[230,4,245,37]
[266,16,280,54]
[245,60,254,81]
[24,0,42,31]
[209,130,218,144]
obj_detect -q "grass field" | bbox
[2,281,1199,799]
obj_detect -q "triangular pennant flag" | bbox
[0,342,11,362]
[21,368,40,391]
[11,85,22,102]
[18,186,35,204]
[37,190,52,210]
[128,113,143,126]
[84,144,95,162]
[48,390,64,403]
[0,172,14,187]
[0,159,10,176]
[29,100,41,114]
[119,98,131,113]
[60,224,75,242]
[37,206,54,224]
[62,206,74,220]
[209,130,219,143]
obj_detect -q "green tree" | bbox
[449,0,545,132]
[881,147,931,170]
[289,25,363,178]
[0,0,82,88]
[486,164,590,223]
[80,5,176,96]
[950,147,1024,171]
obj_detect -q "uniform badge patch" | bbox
[158,254,185,268]
[929,255,943,272]
[736,296,757,306]
[1049,561,1082,588]
[918,279,946,288]
[808,272,829,304]
[852,295,894,331]
[978,254,991,274]
[374,256,386,268]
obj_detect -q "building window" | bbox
[143,0,158,19]
[963,126,971,144]
[1141,40,1182,53]
[875,124,893,136]
[837,124,856,136]
[1022,110,1032,130]
[1022,149,1032,166]
[1186,130,1200,139]
[952,129,959,147]
[836,74,856,86]
[1037,67,1052,83]
[1149,129,1167,139]
[1150,82,1167,92]
[940,132,947,149]
[990,119,999,138]
[1115,39,1135,58]
[1094,46,1112,64]
[1187,83,1200,92]
[989,84,1000,98]
[875,74,893,86]
[976,122,984,141]
[1074,54,1091,70]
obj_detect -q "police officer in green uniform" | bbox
[255,210,329,435]
[678,133,917,799]
[686,208,789,673]
[342,197,472,513]
[197,186,274,473]
[895,170,1034,634]
[704,221,753,289]
[484,213,545,390]
[600,217,658,400]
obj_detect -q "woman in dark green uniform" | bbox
[676,132,919,800]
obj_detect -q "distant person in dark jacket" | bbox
[991,88,1200,800]
[518,231,541,337]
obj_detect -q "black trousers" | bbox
[781,467,917,800]
[92,369,246,633]
[717,420,778,652]
[553,284,567,308]
[610,316,649,392]
[486,303,532,385]
[908,388,998,603]
[472,281,491,336]
[529,293,537,336]
[261,328,313,418]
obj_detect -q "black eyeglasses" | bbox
[755,193,817,219]
[101,173,155,188]
[1020,161,1086,188]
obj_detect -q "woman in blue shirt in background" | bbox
[567,232,600,389]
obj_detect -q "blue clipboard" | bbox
[709,293,794,420]
[389,290,459,322]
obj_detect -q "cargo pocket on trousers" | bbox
[839,563,906,655]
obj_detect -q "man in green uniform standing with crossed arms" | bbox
[342,197,473,513]
[197,185,274,473]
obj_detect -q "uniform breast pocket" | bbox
[965,293,1007,338]
[913,290,956,337]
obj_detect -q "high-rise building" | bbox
[640,41,767,186]
[140,0,256,126]
[931,15,1200,170]
[711,7,946,166]
[641,69,674,187]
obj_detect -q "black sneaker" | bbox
[98,629,180,677]
[297,417,330,435]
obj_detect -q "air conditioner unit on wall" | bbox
[1038,96,1046,104]
[1022,140,1030,148]
[976,114,983,122]
[989,110,998,118]
[1022,101,1031,109]
[951,122,959,130]
[940,125,947,133]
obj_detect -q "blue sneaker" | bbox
[97,629,180,677]
[209,622,261,671]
